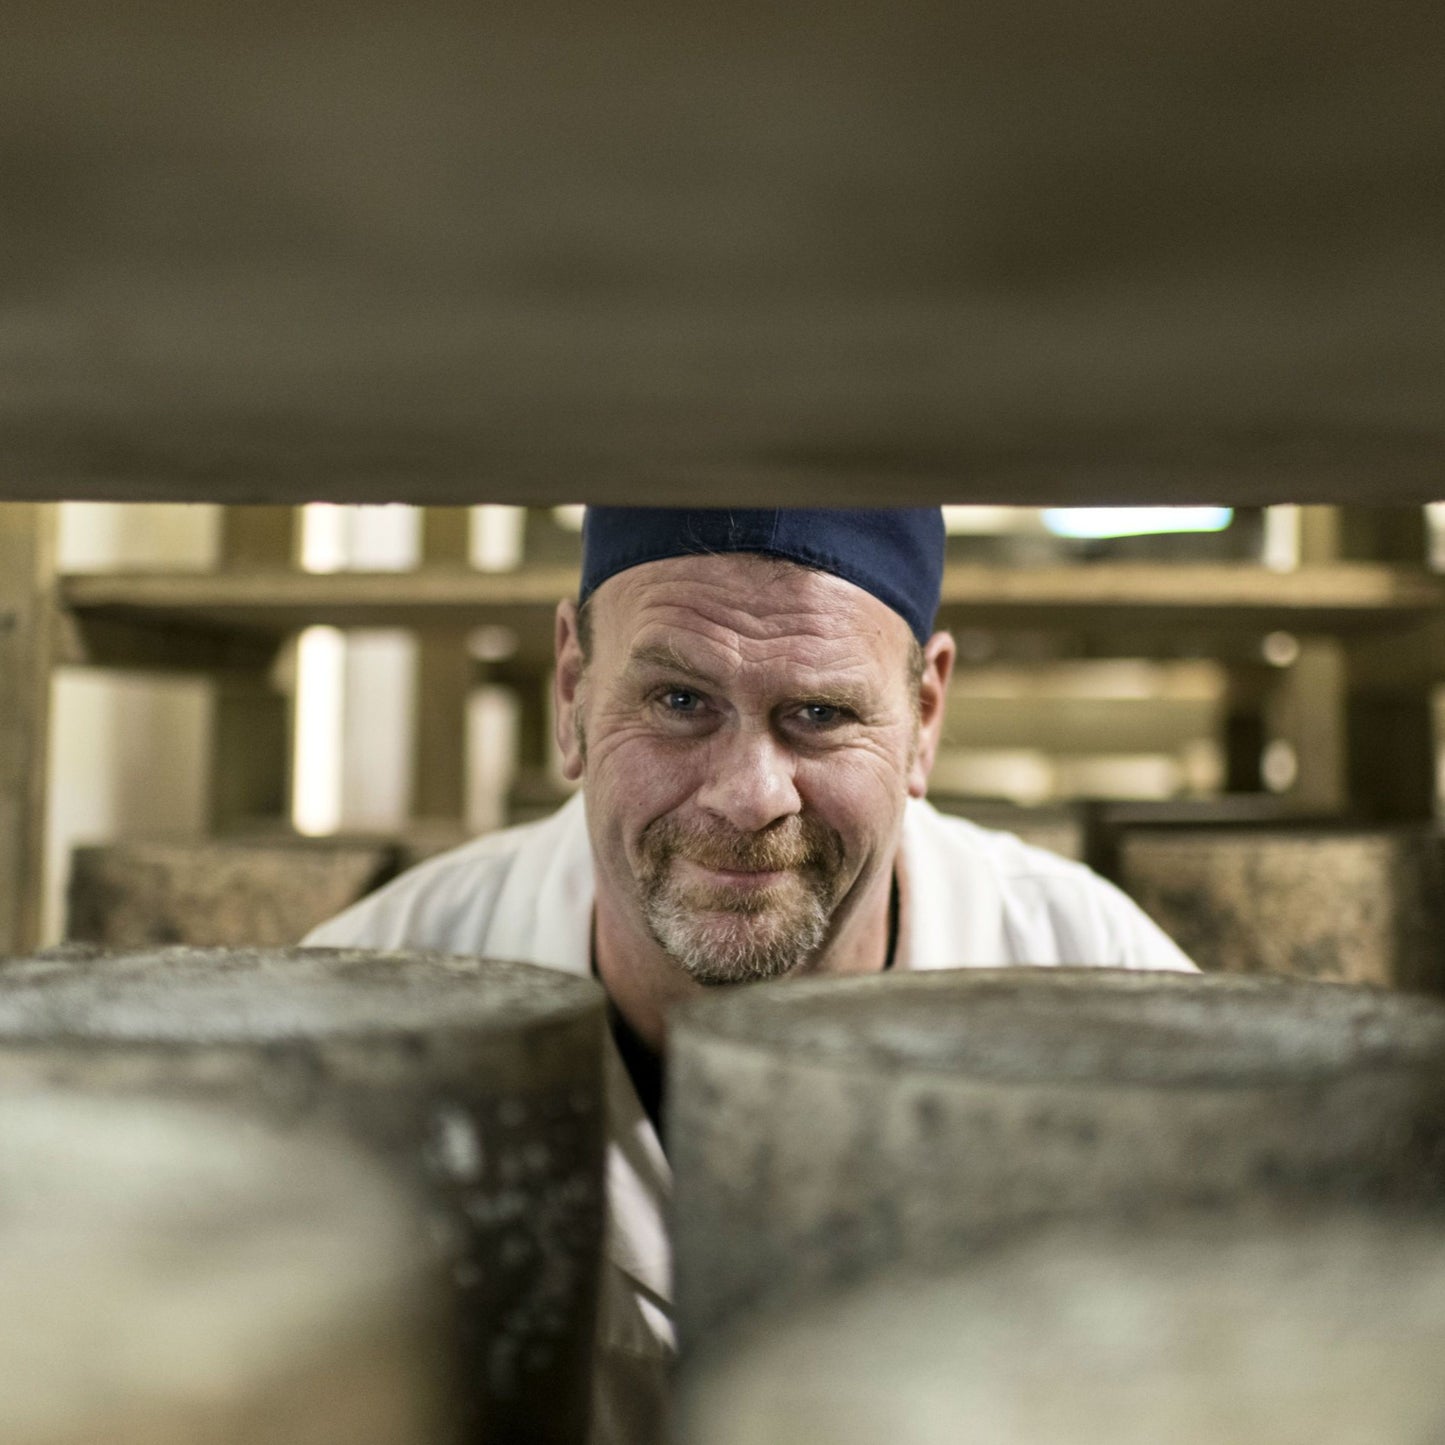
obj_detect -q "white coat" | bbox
[304,792,1194,1442]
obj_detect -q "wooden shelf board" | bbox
[55,564,1445,666]
[3,1,1444,505]
[937,563,1445,626]
[59,565,577,632]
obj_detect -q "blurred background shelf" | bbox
[7,500,1445,966]
[55,560,1445,670]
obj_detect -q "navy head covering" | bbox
[579,507,946,644]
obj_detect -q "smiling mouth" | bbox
[677,859,791,890]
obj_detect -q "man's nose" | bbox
[695,726,802,834]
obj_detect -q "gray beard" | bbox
[635,814,847,985]
[642,875,832,985]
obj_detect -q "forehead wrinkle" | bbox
[643,591,836,648]
[594,553,913,695]
[621,640,719,686]
[614,555,883,636]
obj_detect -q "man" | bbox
[306,506,1194,1441]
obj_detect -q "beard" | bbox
[635,813,849,985]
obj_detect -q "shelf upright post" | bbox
[505,510,580,823]
[1342,509,1439,821]
[1220,664,1270,795]
[0,504,57,953]
[411,509,472,824]
[1264,636,1349,813]
[1292,505,1438,820]
[210,507,297,832]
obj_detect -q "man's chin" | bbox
[675,948,806,988]
[646,904,821,987]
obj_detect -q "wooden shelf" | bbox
[54,565,576,669]
[53,562,1445,671]
[15,495,1443,958]
[5,3,1444,506]
[59,565,578,631]
[938,563,1445,630]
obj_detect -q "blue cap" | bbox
[580,507,946,644]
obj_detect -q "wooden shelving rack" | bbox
[5,503,1444,955]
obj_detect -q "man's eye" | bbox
[799,703,843,726]
[663,689,702,713]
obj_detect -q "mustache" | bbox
[640,815,844,876]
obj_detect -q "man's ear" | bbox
[553,599,586,782]
[908,630,956,798]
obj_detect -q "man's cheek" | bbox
[801,754,905,816]
[586,716,666,768]
[613,741,697,801]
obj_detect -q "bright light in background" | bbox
[942,507,1045,535]
[1262,505,1300,571]
[1042,507,1233,539]
[300,503,419,572]
[292,505,420,836]
[293,626,346,836]
[292,506,349,834]
[300,503,348,574]
[472,506,526,570]
[1428,504,1445,571]
[548,504,1235,543]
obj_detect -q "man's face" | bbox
[554,554,951,986]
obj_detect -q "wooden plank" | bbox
[1341,622,1443,821]
[60,563,579,631]
[0,506,56,953]
[209,671,294,830]
[508,667,569,825]
[52,611,282,672]
[217,507,300,568]
[1220,666,1272,794]
[59,562,1445,638]
[0,1,1442,506]
[1343,681,1438,821]
[1298,506,1430,566]
[521,509,583,567]
[209,509,299,832]
[412,509,472,822]
[1264,639,1348,813]
[933,564,1445,621]
[1296,505,1439,818]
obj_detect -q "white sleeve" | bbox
[1084,871,1198,972]
[302,888,418,950]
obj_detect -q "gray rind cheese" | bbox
[1117,827,1445,991]
[0,946,608,1445]
[0,1090,443,1445]
[670,967,1445,1349]
[678,1215,1445,1445]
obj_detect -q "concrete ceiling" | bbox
[2,0,1442,506]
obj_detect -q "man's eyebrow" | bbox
[791,684,872,713]
[623,644,874,712]
[622,643,718,683]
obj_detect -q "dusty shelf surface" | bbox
[2,0,1442,506]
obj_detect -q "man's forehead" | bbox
[592,552,906,643]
